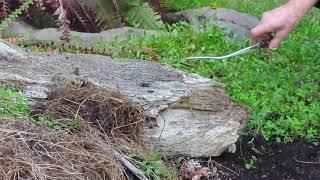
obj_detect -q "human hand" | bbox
[250,0,318,50]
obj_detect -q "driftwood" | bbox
[0,40,251,157]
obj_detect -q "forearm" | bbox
[286,0,319,16]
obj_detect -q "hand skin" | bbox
[250,0,319,49]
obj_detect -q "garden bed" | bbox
[205,135,320,179]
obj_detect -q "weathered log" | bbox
[0,40,251,157]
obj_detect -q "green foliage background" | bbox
[94,0,320,143]
[0,0,319,143]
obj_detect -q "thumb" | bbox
[268,30,288,50]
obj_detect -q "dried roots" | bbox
[0,81,149,179]
[32,81,146,148]
[0,120,126,180]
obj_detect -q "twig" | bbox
[95,119,112,143]
[74,99,87,120]
[130,156,161,180]
[207,158,239,176]
[92,136,149,180]
[111,119,145,133]
[113,150,149,180]
[293,158,320,164]
[0,128,38,136]
[158,111,166,140]
[179,62,196,68]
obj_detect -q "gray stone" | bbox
[1,20,36,38]
[0,41,251,157]
[3,7,258,43]
[2,7,257,43]
[2,21,158,46]
[175,7,259,41]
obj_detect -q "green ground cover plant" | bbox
[94,1,320,143]
[0,88,82,130]
[163,0,281,16]
[125,149,179,179]
[0,88,30,117]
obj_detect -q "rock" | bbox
[24,27,158,46]
[0,41,251,157]
[3,7,257,43]
[174,7,259,41]
[1,20,36,38]
[2,21,158,46]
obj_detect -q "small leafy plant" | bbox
[140,153,166,179]
[33,115,82,130]
[0,88,30,117]
[245,155,257,170]
[0,87,81,130]
[127,150,179,179]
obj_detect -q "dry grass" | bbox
[0,81,149,179]
[0,119,127,180]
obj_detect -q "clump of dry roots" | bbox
[32,81,146,149]
[0,119,126,179]
[0,81,149,179]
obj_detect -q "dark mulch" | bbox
[203,134,320,180]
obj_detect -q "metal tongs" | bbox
[185,41,269,61]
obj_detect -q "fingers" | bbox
[250,22,288,50]
[250,22,274,45]
[250,33,272,46]
[268,30,288,49]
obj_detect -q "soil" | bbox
[201,134,320,180]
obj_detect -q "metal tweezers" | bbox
[185,41,268,61]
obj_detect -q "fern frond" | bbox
[0,0,34,35]
[0,0,12,20]
[124,2,164,29]
[147,0,161,11]
[68,0,99,32]
[54,0,71,40]
[111,0,125,27]
[79,0,116,28]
